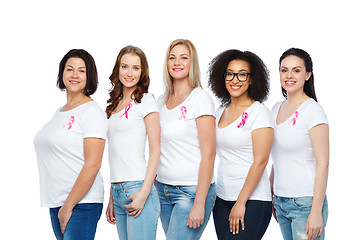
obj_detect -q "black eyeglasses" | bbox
[224,71,252,82]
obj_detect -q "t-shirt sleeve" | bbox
[306,102,328,130]
[81,105,108,139]
[193,89,215,118]
[140,94,159,118]
[251,104,274,131]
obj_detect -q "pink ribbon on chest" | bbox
[120,103,132,119]
[290,111,299,126]
[64,116,75,130]
[237,112,248,128]
[179,106,187,120]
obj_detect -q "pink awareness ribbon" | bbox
[290,111,299,126]
[120,103,132,119]
[64,116,75,130]
[237,112,248,128]
[179,106,187,120]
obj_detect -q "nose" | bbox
[286,71,293,78]
[126,68,133,76]
[71,70,79,78]
[174,57,180,66]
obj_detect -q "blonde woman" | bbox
[156,39,216,240]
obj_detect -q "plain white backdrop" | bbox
[1,0,359,239]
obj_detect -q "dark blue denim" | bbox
[213,196,272,240]
[50,203,103,240]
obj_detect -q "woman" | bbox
[105,46,160,240]
[208,49,273,240]
[34,49,107,239]
[155,39,216,240]
[270,48,329,240]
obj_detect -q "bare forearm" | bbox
[194,155,215,205]
[311,162,329,213]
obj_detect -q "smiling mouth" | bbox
[69,80,80,84]
[285,81,296,85]
[231,85,242,90]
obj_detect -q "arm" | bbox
[187,115,216,229]
[125,112,161,218]
[106,188,116,224]
[269,164,277,222]
[306,123,329,240]
[229,127,274,234]
[58,137,106,233]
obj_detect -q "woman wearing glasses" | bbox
[208,49,273,240]
[156,39,216,240]
[270,48,329,240]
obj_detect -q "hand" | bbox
[58,205,73,234]
[272,204,278,222]
[229,202,246,235]
[106,198,116,225]
[187,203,205,229]
[306,211,323,240]
[125,190,148,218]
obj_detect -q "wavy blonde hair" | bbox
[162,39,202,103]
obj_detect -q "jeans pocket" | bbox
[176,185,197,198]
[123,181,143,199]
[292,196,313,211]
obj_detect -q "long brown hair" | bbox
[106,46,150,118]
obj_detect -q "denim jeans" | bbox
[111,181,160,240]
[50,203,103,240]
[155,181,216,240]
[212,196,272,240]
[273,195,328,240]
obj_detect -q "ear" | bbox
[305,72,312,81]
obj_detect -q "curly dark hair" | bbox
[208,49,269,106]
[106,45,150,118]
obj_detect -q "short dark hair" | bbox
[208,49,270,106]
[57,49,98,96]
[279,48,317,101]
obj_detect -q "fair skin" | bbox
[166,44,216,229]
[58,57,106,233]
[105,54,161,224]
[218,60,273,234]
[270,55,329,240]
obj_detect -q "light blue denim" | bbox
[273,195,328,240]
[111,181,160,240]
[155,181,216,240]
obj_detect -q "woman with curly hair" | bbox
[208,49,273,240]
[105,45,160,240]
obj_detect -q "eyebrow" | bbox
[169,53,189,56]
[227,69,249,72]
[66,64,86,69]
[281,66,302,69]
[121,63,141,67]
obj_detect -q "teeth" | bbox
[231,86,241,89]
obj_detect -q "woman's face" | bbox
[280,55,311,95]
[167,44,191,81]
[118,53,141,90]
[225,59,251,99]
[63,57,87,95]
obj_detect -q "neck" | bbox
[173,78,191,98]
[122,86,136,100]
[65,91,91,109]
[286,90,309,105]
[229,94,254,108]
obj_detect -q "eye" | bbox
[226,72,234,76]
[281,69,287,73]
[181,56,188,60]
[121,65,127,69]
[79,69,86,73]
[239,72,247,77]
[294,69,301,73]
[134,66,140,71]
[169,56,175,60]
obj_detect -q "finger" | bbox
[133,209,142,219]
[60,222,67,234]
[235,219,240,234]
[240,217,245,231]
[127,210,138,216]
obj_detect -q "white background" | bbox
[1,0,359,239]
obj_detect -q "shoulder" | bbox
[191,87,213,103]
[82,101,107,120]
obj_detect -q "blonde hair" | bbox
[163,39,202,103]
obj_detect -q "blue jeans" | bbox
[155,181,216,240]
[273,195,328,240]
[213,196,272,240]
[111,181,160,240]
[50,203,103,240]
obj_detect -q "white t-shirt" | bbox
[34,101,107,208]
[216,101,273,201]
[271,98,328,197]
[156,87,215,185]
[107,93,159,183]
